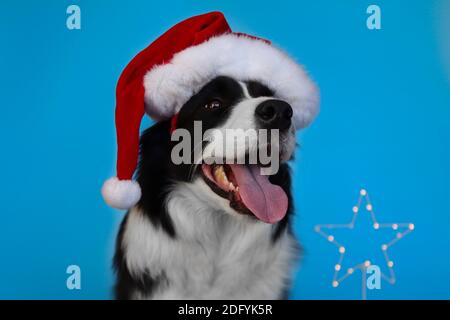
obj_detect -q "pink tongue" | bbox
[229,165,288,224]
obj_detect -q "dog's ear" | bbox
[137,118,197,186]
[137,120,171,181]
[136,120,176,236]
[136,119,174,195]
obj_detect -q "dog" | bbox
[101,12,319,300]
[113,76,301,299]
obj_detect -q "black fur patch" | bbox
[136,120,176,237]
[176,76,244,132]
[246,80,274,98]
[269,163,293,242]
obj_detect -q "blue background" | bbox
[1,0,449,299]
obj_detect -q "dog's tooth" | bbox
[220,167,229,182]
[214,165,227,184]
[213,165,220,174]
[229,182,235,190]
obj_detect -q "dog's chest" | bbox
[122,203,296,299]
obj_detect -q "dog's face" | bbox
[170,76,296,224]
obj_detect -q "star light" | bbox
[314,189,415,299]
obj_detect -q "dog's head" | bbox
[137,75,297,227]
[173,76,296,223]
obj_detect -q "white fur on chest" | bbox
[121,180,297,299]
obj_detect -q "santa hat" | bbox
[102,11,319,210]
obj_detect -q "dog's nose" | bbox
[255,99,293,131]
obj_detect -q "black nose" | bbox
[255,99,293,130]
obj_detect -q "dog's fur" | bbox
[113,76,300,299]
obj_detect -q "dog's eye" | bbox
[204,99,222,110]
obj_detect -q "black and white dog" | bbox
[113,76,300,299]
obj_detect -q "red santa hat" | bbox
[102,11,319,210]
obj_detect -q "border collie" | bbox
[113,76,300,300]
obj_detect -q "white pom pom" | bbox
[101,177,142,210]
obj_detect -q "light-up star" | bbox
[314,189,415,299]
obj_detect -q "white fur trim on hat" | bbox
[144,33,319,129]
[101,177,142,210]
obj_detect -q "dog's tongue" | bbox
[228,165,288,224]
